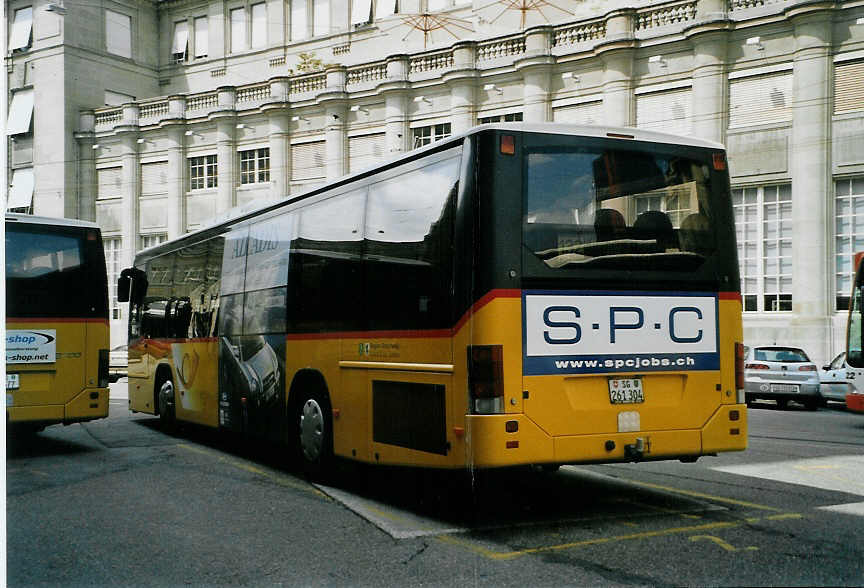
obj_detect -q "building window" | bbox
[230,8,248,52]
[291,0,308,40]
[240,148,270,184]
[140,233,168,251]
[835,177,864,310]
[194,16,208,58]
[313,0,330,36]
[104,237,123,318]
[733,184,792,312]
[9,7,33,52]
[189,155,218,190]
[478,112,523,124]
[412,123,451,148]
[172,21,189,63]
[251,3,267,48]
[105,9,132,58]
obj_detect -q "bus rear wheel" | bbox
[295,389,333,479]
[157,376,176,431]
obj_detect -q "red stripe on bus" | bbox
[285,329,454,341]
[718,292,742,301]
[6,317,109,325]
[452,288,522,333]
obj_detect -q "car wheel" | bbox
[804,398,819,411]
[296,387,333,479]
[776,398,788,410]
[157,376,176,431]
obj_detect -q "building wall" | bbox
[7,0,864,357]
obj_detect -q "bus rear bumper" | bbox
[464,404,747,468]
[5,387,109,426]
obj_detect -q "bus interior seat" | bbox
[678,213,712,256]
[593,209,626,241]
[633,210,674,250]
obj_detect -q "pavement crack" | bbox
[403,541,429,564]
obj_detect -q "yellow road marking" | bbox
[177,444,327,498]
[690,534,758,552]
[619,478,782,512]
[436,513,799,560]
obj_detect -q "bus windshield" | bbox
[523,145,726,275]
[6,223,108,319]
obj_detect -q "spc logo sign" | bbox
[523,292,719,375]
[6,330,57,364]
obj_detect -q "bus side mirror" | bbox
[117,274,131,303]
[118,268,148,305]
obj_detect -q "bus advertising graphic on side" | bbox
[523,291,719,375]
[6,329,57,364]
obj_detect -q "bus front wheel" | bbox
[295,388,333,479]
[157,376,176,431]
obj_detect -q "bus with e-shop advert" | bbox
[6,214,111,433]
[118,123,745,476]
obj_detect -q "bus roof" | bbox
[5,212,100,230]
[133,123,726,262]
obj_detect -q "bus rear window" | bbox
[5,225,107,319]
[524,148,719,272]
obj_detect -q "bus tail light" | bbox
[735,342,746,403]
[98,349,110,388]
[468,345,504,414]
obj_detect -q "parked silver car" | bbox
[744,345,821,410]
[820,352,850,405]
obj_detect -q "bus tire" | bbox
[776,398,788,410]
[295,386,333,479]
[157,374,176,431]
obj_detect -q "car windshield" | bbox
[753,347,809,362]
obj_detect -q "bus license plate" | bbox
[6,374,19,390]
[608,378,644,404]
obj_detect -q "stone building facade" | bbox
[5,0,864,360]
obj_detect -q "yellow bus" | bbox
[120,123,746,474]
[6,214,111,433]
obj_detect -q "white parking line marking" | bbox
[713,455,864,515]
[818,502,864,517]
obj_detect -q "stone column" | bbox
[76,111,97,222]
[322,66,348,180]
[117,130,140,266]
[598,9,636,127]
[686,26,729,143]
[519,26,554,123]
[267,111,291,198]
[446,41,478,134]
[382,54,411,155]
[165,123,186,238]
[788,3,834,363]
[215,116,237,213]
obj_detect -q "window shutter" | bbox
[105,10,132,58]
[291,141,326,180]
[349,133,386,172]
[8,7,33,51]
[351,0,372,25]
[291,0,308,40]
[552,101,604,126]
[729,72,793,128]
[835,61,864,115]
[7,168,34,209]
[172,21,189,56]
[636,88,692,136]
[314,0,330,36]
[141,162,169,196]
[98,167,123,199]
[194,17,209,57]
[231,8,247,52]
[251,4,267,48]
[6,89,34,136]
[376,0,396,17]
